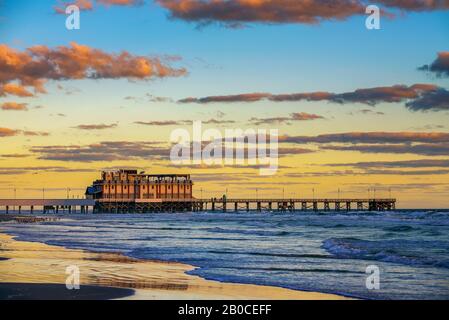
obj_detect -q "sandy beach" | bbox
[0,231,347,300]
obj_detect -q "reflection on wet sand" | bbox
[0,233,347,300]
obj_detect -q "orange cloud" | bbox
[0,83,34,97]
[54,0,94,14]
[1,102,28,111]
[54,0,142,13]
[0,127,49,137]
[0,128,19,137]
[0,42,186,97]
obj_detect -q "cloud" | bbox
[135,120,191,126]
[179,92,271,104]
[134,118,236,126]
[146,94,174,103]
[0,83,34,97]
[326,159,449,168]
[249,112,324,125]
[279,132,449,144]
[54,0,94,14]
[0,128,19,137]
[321,143,449,156]
[0,154,30,158]
[376,0,449,11]
[22,131,50,136]
[330,84,438,105]
[73,123,118,130]
[29,141,169,162]
[54,0,142,14]
[0,127,48,137]
[157,0,449,27]
[1,102,28,111]
[0,42,186,97]
[0,166,97,175]
[405,88,449,111]
[203,118,236,124]
[27,138,311,163]
[279,131,449,156]
[419,51,449,77]
[349,109,385,115]
[277,147,315,155]
[178,84,447,110]
[364,169,449,175]
[284,168,449,177]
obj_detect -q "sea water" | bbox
[1,210,448,299]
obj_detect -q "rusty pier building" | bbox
[86,169,194,213]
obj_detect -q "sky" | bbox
[0,0,448,208]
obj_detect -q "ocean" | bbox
[1,210,448,299]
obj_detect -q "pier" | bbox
[0,199,95,214]
[0,197,396,213]
[0,170,396,214]
[191,198,396,212]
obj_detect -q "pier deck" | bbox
[192,198,396,212]
[0,198,396,213]
[0,199,95,214]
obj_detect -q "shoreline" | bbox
[0,232,349,300]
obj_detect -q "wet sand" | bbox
[0,283,134,300]
[0,233,348,300]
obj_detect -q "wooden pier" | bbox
[96,197,396,213]
[191,198,396,212]
[0,199,96,214]
[0,197,396,214]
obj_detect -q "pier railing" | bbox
[190,198,396,212]
[0,197,396,213]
